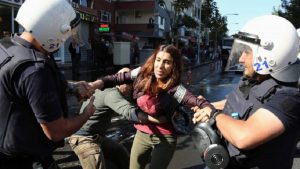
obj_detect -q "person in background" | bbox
[89,44,215,169]
[132,41,140,65]
[193,15,300,169]
[0,0,95,168]
[86,38,94,67]
[69,68,168,169]
[69,37,84,80]
[107,40,114,66]
[142,42,149,49]
[221,48,230,71]
[94,38,108,76]
[2,30,11,38]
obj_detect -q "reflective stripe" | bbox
[131,67,141,80]
[174,84,186,103]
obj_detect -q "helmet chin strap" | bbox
[244,72,259,80]
[245,72,271,84]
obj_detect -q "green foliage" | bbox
[275,0,300,28]
[156,0,197,45]
[172,0,194,12]
[201,0,228,41]
[181,15,199,28]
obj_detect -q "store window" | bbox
[0,5,12,38]
[13,7,19,34]
[0,5,20,38]
[100,10,111,23]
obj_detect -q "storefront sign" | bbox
[70,2,98,23]
[99,23,110,33]
[79,12,98,23]
[0,0,24,5]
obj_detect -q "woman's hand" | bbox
[192,106,213,123]
[89,79,104,91]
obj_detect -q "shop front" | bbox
[57,3,98,64]
[0,0,24,38]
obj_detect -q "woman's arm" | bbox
[170,84,214,109]
[103,88,166,124]
[90,71,133,90]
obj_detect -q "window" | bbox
[80,0,87,6]
[160,17,164,25]
[158,16,164,29]
[100,10,111,23]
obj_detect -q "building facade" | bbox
[113,0,171,49]
[0,0,203,64]
[58,0,99,63]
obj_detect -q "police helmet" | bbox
[227,15,300,83]
[15,0,81,53]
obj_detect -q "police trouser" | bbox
[130,130,177,169]
[68,134,129,169]
[0,152,59,169]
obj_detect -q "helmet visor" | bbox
[225,40,251,72]
[225,32,260,72]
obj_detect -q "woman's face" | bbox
[154,51,174,81]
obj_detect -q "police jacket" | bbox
[223,77,300,169]
[0,36,68,157]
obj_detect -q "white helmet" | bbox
[227,15,300,83]
[297,28,300,59]
[297,28,300,38]
[15,0,80,53]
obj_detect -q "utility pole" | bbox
[196,0,203,64]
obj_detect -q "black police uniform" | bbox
[223,77,300,169]
[0,35,68,168]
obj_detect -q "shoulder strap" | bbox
[0,39,14,70]
[173,84,187,103]
[252,78,279,103]
[131,67,141,80]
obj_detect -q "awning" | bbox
[122,32,140,41]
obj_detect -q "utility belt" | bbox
[0,152,58,169]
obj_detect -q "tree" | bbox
[181,14,199,28]
[157,0,198,46]
[201,0,227,47]
[275,0,300,28]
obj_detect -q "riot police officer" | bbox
[0,0,95,168]
[192,15,300,169]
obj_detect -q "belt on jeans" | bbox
[138,130,176,137]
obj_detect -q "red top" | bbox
[135,94,174,135]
